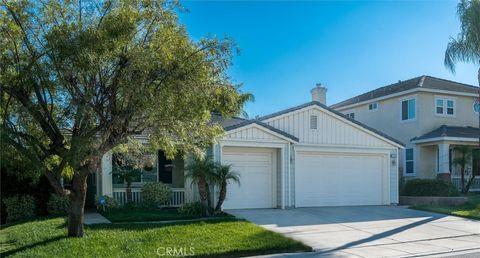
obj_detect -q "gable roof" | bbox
[223,120,299,142]
[331,75,479,109]
[211,114,299,142]
[411,125,480,143]
[258,101,404,147]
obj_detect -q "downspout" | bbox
[288,143,292,208]
[281,146,285,209]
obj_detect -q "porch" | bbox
[100,149,191,207]
[411,125,480,192]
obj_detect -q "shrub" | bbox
[2,195,36,222]
[141,182,171,208]
[47,194,70,215]
[401,179,459,197]
[178,202,203,216]
[95,195,120,211]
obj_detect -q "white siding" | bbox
[390,149,399,204]
[226,126,282,141]
[263,106,393,147]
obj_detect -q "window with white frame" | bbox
[310,115,318,129]
[405,148,414,175]
[345,112,355,119]
[435,97,455,116]
[368,102,378,111]
[401,99,416,121]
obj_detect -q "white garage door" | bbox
[222,147,276,209]
[295,151,386,207]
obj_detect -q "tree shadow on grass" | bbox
[87,217,243,231]
[1,236,67,257]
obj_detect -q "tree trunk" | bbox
[206,182,212,211]
[197,178,210,217]
[465,174,476,193]
[126,182,132,204]
[477,67,479,149]
[67,172,88,237]
[215,182,227,212]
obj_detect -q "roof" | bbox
[258,101,405,147]
[210,113,246,128]
[331,75,479,109]
[411,125,480,142]
[223,120,299,142]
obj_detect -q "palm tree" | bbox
[213,164,240,213]
[444,0,480,145]
[452,146,474,193]
[185,158,217,216]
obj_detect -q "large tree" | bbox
[445,0,480,145]
[1,0,251,237]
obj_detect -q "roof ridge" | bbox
[331,76,423,108]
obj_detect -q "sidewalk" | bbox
[84,211,111,225]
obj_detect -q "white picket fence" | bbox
[451,177,480,192]
[113,188,185,207]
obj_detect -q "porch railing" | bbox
[451,177,480,192]
[112,188,186,207]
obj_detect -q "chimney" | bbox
[311,83,327,105]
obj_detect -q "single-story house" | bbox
[90,84,404,209]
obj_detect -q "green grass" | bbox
[101,208,232,223]
[412,194,480,220]
[0,217,310,257]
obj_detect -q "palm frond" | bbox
[445,0,480,73]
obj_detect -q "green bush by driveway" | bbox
[401,179,459,197]
[0,217,311,257]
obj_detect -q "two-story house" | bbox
[331,75,480,191]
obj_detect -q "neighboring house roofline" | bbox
[223,120,299,142]
[331,75,479,111]
[258,101,405,147]
[410,125,480,144]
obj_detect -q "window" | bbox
[435,97,455,116]
[436,99,444,114]
[474,99,480,113]
[346,113,355,119]
[405,148,414,175]
[401,99,416,121]
[368,102,378,111]
[310,115,318,129]
[112,153,156,185]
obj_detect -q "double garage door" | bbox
[221,147,387,209]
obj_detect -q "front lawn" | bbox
[101,208,197,222]
[0,217,310,257]
[100,208,233,223]
[411,194,480,220]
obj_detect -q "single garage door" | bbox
[222,147,276,209]
[295,151,386,207]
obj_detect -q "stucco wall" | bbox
[337,91,478,178]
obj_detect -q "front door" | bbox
[158,151,173,184]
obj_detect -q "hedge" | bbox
[401,179,459,197]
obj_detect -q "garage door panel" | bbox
[222,147,275,209]
[295,152,385,207]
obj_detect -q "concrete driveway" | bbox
[228,206,480,258]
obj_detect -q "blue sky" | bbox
[179,1,478,117]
